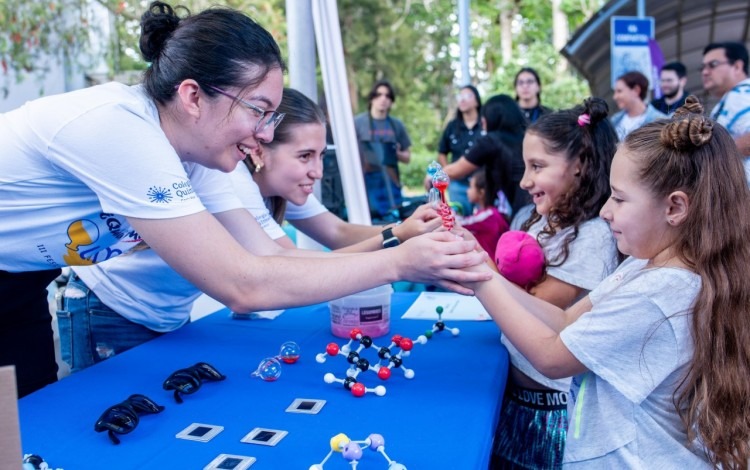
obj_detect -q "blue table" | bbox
[19,293,508,469]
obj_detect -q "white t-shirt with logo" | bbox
[0,82,217,272]
[72,162,244,331]
[74,163,329,331]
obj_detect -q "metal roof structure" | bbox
[562,0,750,109]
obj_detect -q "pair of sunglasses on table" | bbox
[94,362,225,444]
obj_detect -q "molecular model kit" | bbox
[315,306,459,397]
[309,433,406,469]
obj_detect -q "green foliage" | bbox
[0,0,93,96]
[1,0,601,181]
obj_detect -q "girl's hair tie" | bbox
[577,113,591,127]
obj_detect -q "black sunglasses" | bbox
[94,394,165,444]
[163,362,226,403]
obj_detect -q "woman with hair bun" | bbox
[473,96,750,468]
[0,1,490,397]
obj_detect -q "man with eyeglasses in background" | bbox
[652,61,689,116]
[702,41,750,184]
[354,80,412,220]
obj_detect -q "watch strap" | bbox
[381,227,400,248]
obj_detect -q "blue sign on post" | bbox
[610,16,655,88]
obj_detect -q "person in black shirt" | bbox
[514,67,552,124]
[652,61,688,116]
[437,85,483,215]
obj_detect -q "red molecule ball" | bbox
[377,367,392,380]
[399,337,414,351]
[351,382,366,397]
[391,335,403,346]
[326,343,339,356]
[350,328,363,340]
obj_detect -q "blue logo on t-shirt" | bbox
[147,186,173,204]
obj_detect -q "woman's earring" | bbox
[254,161,264,173]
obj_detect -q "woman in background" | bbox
[514,67,552,124]
[437,85,483,215]
[610,70,667,140]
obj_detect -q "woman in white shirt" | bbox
[62,88,443,373]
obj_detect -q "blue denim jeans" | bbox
[57,273,162,373]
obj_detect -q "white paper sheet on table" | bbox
[401,292,491,321]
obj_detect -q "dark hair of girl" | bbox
[521,97,617,267]
[140,1,285,105]
[477,95,527,209]
[483,94,526,135]
[246,88,327,224]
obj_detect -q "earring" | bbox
[668,219,675,225]
[254,161,264,173]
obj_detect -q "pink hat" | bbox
[494,230,545,288]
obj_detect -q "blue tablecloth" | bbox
[19,292,508,469]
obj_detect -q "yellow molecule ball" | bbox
[330,433,350,452]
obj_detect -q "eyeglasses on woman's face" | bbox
[516,79,538,87]
[206,84,285,132]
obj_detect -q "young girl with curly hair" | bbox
[490,97,621,468]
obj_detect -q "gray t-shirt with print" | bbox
[559,257,708,468]
[503,206,619,390]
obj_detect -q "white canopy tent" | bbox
[287,0,371,229]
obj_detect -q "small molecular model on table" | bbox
[309,433,406,469]
[250,341,301,382]
[316,307,459,397]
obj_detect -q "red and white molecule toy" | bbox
[316,329,418,397]
[316,306,458,397]
[309,433,406,470]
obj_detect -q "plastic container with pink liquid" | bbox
[328,284,393,339]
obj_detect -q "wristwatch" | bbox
[381,227,400,248]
